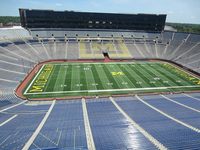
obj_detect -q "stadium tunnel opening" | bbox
[103,52,110,59]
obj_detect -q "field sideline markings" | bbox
[115,64,136,88]
[146,64,174,87]
[0,100,27,113]
[0,114,18,127]
[85,65,98,90]
[166,62,200,81]
[24,85,200,95]
[22,100,56,150]
[24,64,45,95]
[161,95,200,113]
[82,98,96,150]
[53,65,68,92]
[136,95,200,133]
[106,64,128,89]
[110,97,167,150]
[50,62,158,65]
[153,64,185,86]
[126,65,150,87]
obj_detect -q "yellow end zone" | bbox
[27,64,53,93]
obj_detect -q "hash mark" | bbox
[136,81,142,84]
[107,83,113,85]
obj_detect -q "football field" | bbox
[23,61,200,99]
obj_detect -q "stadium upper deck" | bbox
[19,9,166,31]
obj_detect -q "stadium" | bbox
[0,6,200,150]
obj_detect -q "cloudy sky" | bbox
[0,0,200,24]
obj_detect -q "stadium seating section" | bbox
[0,29,200,149]
[0,30,200,99]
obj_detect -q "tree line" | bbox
[0,16,20,25]
[166,22,200,34]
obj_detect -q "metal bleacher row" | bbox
[1,94,200,149]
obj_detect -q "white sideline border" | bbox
[24,85,200,95]
[47,61,154,65]
[24,65,45,95]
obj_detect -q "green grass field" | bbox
[23,61,200,99]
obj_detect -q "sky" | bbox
[0,0,200,24]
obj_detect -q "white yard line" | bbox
[110,97,167,150]
[0,114,18,127]
[22,100,56,150]
[23,65,45,95]
[161,95,200,113]
[136,95,200,133]
[0,100,27,113]
[82,98,96,150]
[24,85,200,95]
